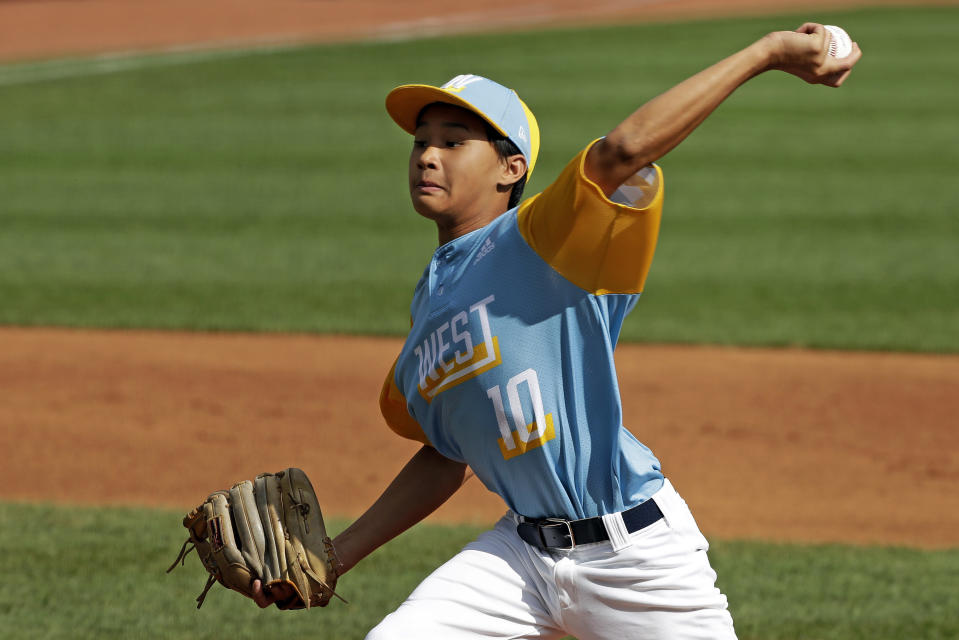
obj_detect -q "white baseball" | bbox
[824,25,853,59]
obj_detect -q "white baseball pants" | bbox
[366,479,737,639]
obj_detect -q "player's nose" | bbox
[417,144,440,170]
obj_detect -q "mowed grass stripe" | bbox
[0,41,314,88]
[0,501,956,640]
[1,6,957,350]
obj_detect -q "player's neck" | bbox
[435,206,507,245]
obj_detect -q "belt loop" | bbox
[601,512,632,551]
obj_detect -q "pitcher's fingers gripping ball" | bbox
[824,25,854,59]
[167,467,346,609]
[775,22,861,88]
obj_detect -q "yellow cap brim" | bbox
[385,84,510,138]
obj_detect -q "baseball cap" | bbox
[386,74,540,178]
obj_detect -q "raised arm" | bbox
[585,23,863,195]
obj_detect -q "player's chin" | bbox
[410,192,448,220]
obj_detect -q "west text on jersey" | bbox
[414,295,502,402]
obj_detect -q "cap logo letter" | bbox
[442,74,483,93]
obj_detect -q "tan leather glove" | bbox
[168,468,345,609]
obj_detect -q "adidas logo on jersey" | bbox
[473,238,495,266]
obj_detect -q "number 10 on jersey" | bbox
[486,368,556,461]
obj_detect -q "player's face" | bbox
[409,104,509,235]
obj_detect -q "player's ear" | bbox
[498,154,527,188]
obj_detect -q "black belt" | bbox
[517,498,664,550]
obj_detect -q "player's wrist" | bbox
[329,531,361,576]
[753,32,786,72]
[325,536,347,577]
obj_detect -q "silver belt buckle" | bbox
[543,517,576,548]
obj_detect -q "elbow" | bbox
[598,132,656,172]
[587,133,657,195]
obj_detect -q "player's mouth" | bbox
[414,179,445,194]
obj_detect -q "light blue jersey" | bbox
[381,143,666,520]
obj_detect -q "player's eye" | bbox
[413,140,427,148]
[445,140,463,148]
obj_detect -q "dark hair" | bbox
[483,123,527,210]
[416,102,528,210]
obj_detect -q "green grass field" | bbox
[2,6,957,639]
[1,6,957,350]
[1,502,957,640]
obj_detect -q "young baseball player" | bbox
[253,23,861,639]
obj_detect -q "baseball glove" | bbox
[167,467,345,609]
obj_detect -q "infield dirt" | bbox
[1,0,957,550]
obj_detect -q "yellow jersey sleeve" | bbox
[516,139,664,295]
[379,358,432,446]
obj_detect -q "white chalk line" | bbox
[0,36,323,88]
[0,0,674,88]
